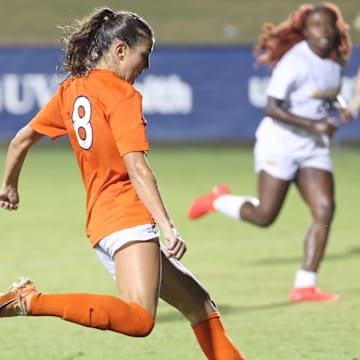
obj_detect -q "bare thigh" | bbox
[160,251,216,324]
[113,239,161,317]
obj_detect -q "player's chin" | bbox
[318,39,334,52]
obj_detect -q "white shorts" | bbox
[95,223,160,278]
[254,117,333,181]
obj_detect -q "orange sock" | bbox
[192,312,245,360]
[29,293,154,337]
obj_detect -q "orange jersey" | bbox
[29,69,154,247]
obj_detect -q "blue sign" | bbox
[0,45,359,142]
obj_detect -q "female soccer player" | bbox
[188,2,353,303]
[0,8,244,360]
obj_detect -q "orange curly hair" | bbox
[254,2,352,69]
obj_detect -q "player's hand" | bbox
[0,186,19,211]
[310,117,338,137]
[164,227,187,260]
[332,95,354,123]
[337,107,354,123]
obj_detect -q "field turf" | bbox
[0,0,359,45]
[0,143,359,359]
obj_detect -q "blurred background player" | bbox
[0,8,244,360]
[347,13,360,118]
[188,2,353,303]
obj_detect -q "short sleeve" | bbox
[108,90,149,156]
[29,89,67,139]
[266,54,303,100]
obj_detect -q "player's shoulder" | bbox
[281,41,307,63]
[275,41,310,74]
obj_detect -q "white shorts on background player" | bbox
[254,117,333,181]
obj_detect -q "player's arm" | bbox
[0,125,43,210]
[328,71,360,124]
[123,151,186,260]
[333,94,354,123]
[265,96,337,137]
[346,69,360,120]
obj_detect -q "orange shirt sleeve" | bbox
[108,90,149,156]
[28,88,67,139]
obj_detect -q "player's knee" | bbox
[257,218,275,227]
[178,293,216,325]
[247,203,279,227]
[118,302,155,337]
[132,317,155,337]
[256,210,277,227]
[209,297,217,309]
[313,198,335,223]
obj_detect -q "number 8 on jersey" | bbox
[72,96,93,150]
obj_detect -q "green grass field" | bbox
[0,143,359,359]
[1,0,360,45]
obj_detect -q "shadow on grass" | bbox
[216,301,292,314]
[252,246,360,266]
[156,301,292,323]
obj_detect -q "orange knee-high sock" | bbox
[29,293,154,337]
[192,312,245,360]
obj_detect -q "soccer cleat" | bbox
[0,277,37,317]
[289,287,339,303]
[188,184,230,220]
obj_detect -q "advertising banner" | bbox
[0,45,359,142]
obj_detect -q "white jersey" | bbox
[254,40,344,180]
[267,40,342,119]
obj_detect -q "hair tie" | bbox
[103,10,116,23]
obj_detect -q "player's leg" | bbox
[113,239,161,316]
[296,167,335,271]
[0,225,162,336]
[159,251,245,360]
[188,171,290,224]
[188,129,293,223]
[20,240,160,335]
[290,167,337,302]
[215,130,294,225]
[235,170,290,226]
